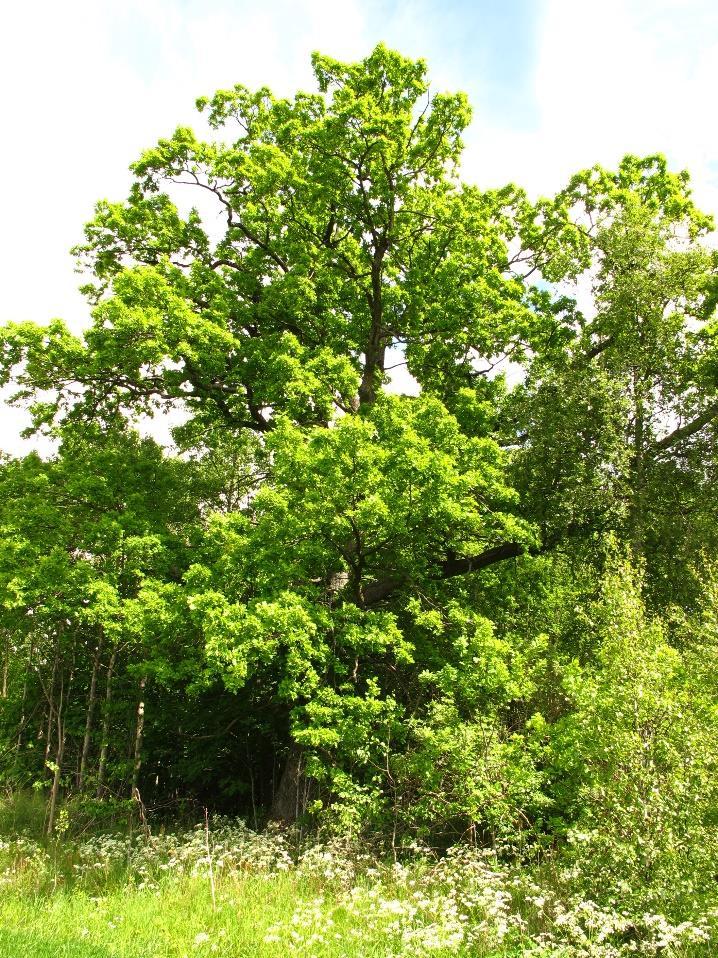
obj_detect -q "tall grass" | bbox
[0,806,714,957]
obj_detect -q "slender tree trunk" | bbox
[47,663,74,836]
[96,648,117,798]
[1,631,9,699]
[43,632,61,767]
[46,718,65,836]
[130,677,146,798]
[630,369,646,560]
[78,630,103,791]
[16,639,32,757]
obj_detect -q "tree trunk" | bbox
[78,630,103,791]
[43,632,61,768]
[358,341,386,409]
[46,664,74,836]
[96,648,117,798]
[270,742,315,824]
[46,717,66,836]
[130,677,146,798]
[630,369,646,560]
[357,248,388,409]
[16,639,32,757]
[1,631,8,699]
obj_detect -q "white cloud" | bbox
[0,0,374,454]
[2,0,717,453]
[466,0,718,209]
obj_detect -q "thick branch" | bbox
[439,542,526,578]
[362,541,526,606]
[582,336,614,362]
[650,399,718,455]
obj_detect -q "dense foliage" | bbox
[2,44,718,938]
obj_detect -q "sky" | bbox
[2,0,718,454]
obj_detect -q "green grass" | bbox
[0,874,309,958]
[0,814,714,958]
[0,872,512,958]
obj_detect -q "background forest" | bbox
[2,44,718,955]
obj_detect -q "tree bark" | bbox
[78,630,103,791]
[1,631,8,699]
[130,677,146,799]
[16,639,32,757]
[629,369,646,560]
[96,648,117,798]
[46,664,74,836]
[270,742,313,824]
[43,631,61,768]
[46,714,65,836]
[358,340,386,409]
[357,241,388,409]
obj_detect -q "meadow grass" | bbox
[0,873,306,958]
[0,816,715,957]
[0,870,520,958]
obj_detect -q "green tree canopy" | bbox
[1,44,718,850]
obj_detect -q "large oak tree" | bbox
[2,44,718,829]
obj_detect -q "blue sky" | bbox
[355,0,542,126]
[1,0,718,452]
